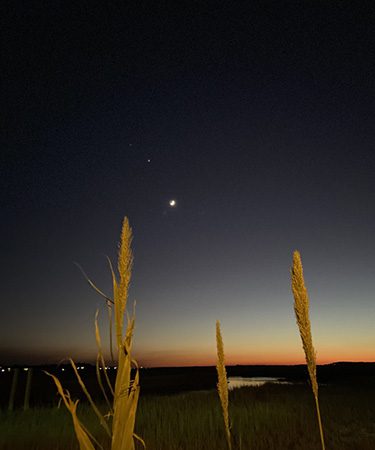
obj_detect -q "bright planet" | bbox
[169,199,177,207]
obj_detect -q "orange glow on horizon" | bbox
[137,350,375,367]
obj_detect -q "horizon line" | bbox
[1,360,374,369]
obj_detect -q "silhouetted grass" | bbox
[1,382,375,450]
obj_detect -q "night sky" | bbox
[2,2,375,366]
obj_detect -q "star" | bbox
[169,199,177,207]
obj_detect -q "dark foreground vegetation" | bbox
[1,362,375,407]
[1,364,375,450]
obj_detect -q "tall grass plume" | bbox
[216,320,232,450]
[291,250,325,450]
[46,217,144,450]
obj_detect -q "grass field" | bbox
[2,229,371,450]
[1,381,375,450]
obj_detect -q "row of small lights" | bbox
[72,366,118,371]
[0,367,118,372]
[0,367,29,372]
[1,366,144,372]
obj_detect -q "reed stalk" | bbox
[291,250,325,450]
[216,320,232,450]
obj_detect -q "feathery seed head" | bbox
[291,250,326,450]
[115,217,133,348]
[216,320,232,450]
[291,250,318,395]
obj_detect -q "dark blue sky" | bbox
[2,2,375,366]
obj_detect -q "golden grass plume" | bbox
[291,250,325,450]
[216,320,232,450]
[47,217,144,450]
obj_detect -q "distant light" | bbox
[61,368,65,371]
[80,366,84,370]
[1,369,5,373]
[114,366,117,370]
[23,368,29,371]
[7,368,11,372]
[169,199,177,207]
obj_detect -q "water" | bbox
[227,376,292,390]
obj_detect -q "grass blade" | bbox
[74,262,114,305]
[45,372,100,450]
[95,310,115,399]
[70,359,111,437]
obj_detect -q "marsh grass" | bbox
[2,382,375,450]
